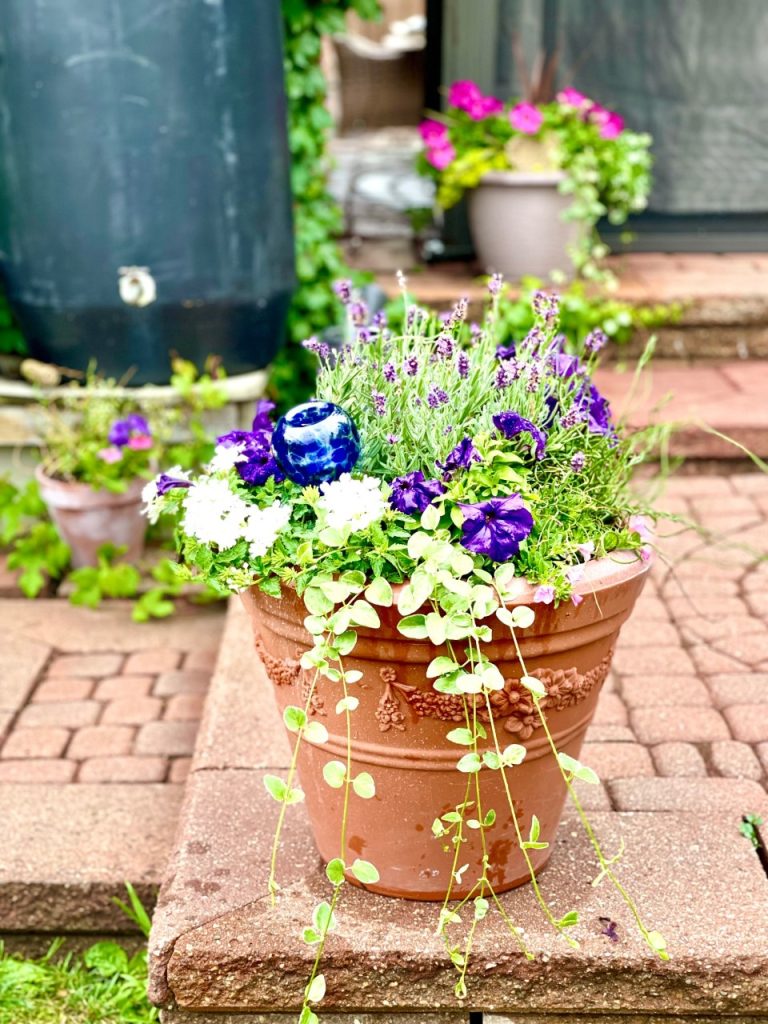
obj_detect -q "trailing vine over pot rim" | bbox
[147,275,671,1022]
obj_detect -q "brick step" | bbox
[372,253,768,360]
[148,599,768,1021]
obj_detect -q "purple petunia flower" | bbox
[457,494,534,563]
[493,411,547,460]
[156,474,193,496]
[495,342,516,361]
[533,584,555,605]
[389,471,446,515]
[216,428,284,487]
[437,436,482,478]
[251,399,276,433]
[551,352,581,378]
[108,414,151,447]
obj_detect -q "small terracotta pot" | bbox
[36,465,146,569]
[242,554,649,901]
[468,170,582,281]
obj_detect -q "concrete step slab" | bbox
[0,782,182,932]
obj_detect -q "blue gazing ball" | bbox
[272,401,361,486]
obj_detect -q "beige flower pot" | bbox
[36,465,146,568]
[468,170,581,282]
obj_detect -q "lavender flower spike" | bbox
[457,495,534,563]
[493,411,547,460]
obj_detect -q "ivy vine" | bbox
[270,0,381,408]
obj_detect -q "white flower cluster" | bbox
[208,442,247,474]
[181,477,290,558]
[317,473,388,533]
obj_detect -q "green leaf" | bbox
[648,930,669,959]
[283,706,307,733]
[397,614,428,639]
[456,752,482,774]
[420,502,441,531]
[304,614,327,635]
[427,655,457,678]
[302,927,321,945]
[425,611,446,646]
[304,721,329,745]
[529,814,541,842]
[335,629,357,655]
[312,900,335,932]
[397,571,433,615]
[482,750,501,770]
[501,743,526,766]
[304,586,333,615]
[557,752,599,784]
[474,897,490,921]
[521,674,546,698]
[511,605,536,628]
[348,599,380,629]
[350,858,380,884]
[365,576,393,607]
[336,695,359,714]
[445,727,474,746]
[483,808,496,827]
[322,760,346,788]
[325,858,346,885]
[299,1007,319,1024]
[306,973,326,1003]
[352,771,376,799]
[263,774,288,802]
[83,941,129,978]
[557,911,579,928]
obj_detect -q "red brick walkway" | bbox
[582,471,768,817]
[0,603,224,785]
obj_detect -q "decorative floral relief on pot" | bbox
[255,633,611,739]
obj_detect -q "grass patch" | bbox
[0,937,157,1024]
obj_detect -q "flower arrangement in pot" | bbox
[36,382,158,568]
[148,276,668,1019]
[417,81,652,280]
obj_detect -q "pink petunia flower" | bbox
[98,446,123,464]
[557,87,590,109]
[426,143,456,170]
[577,540,595,562]
[588,104,624,139]
[628,513,653,542]
[448,79,482,111]
[419,119,449,146]
[571,593,584,607]
[567,564,585,585]
[533,584,555,604]
[127,434,153,451]
[639,544,653,563]
[509,102,543,135]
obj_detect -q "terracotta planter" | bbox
[36,465,146,568]
[243,554,649,901]
[468,170,581,281]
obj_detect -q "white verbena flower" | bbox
[317,473,388,533]
[242,501,292,559]
[208,442,247,474]
[182,477,250,550]
[141,466,191,524]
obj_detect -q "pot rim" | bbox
[35,463,146,504]
[477,169,566,188]
[251,548,651,608]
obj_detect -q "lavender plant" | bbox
[148,276,669,1021]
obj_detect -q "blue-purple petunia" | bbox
[108,413,151,447]
[155,473,192,496]
[457,494,534,563]
[436,436,482,478]
[216,427,285,487]
[389,471,446,515]
[493,411,547,460]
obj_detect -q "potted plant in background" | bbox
[417,81,652,281]
[36,379,159,568]
[148,276,669,1019]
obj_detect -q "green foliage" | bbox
[0,937,157,1024]
[112,882,153,938]
[68,545,142,607]
[0,290,26,355]
[6,522,70,598]
[740,813,764,850]
[270,0,381,410]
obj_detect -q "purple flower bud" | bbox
[333,279,352,304]
[427,385,449,408]
[403,354,419,376]
[356,328,372,345]
[494,365,511,390]
[372,391,386,415]
[155,474,192,496]
[302,337,331,360]
[571,451,586,473]
[386,433,399,444]
[469,323,483,345]
[435,333,454,359]
[526,363,541,393]
[559,404,584,429]
[488,272,503,296]
[383,361,397,382]
[349,301,368,328]
[532,290,560,324]
[584,328,608,353]
[457,351,470,378]
[371,310,388,329]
